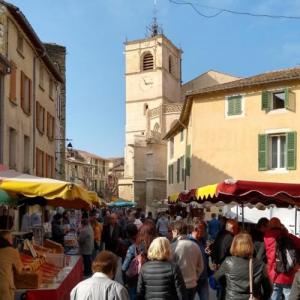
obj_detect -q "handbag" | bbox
[249,258,259,300]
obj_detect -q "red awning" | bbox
[170,180,300,208]
[213,180,300,208]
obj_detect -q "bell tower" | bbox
[119,19,182,209]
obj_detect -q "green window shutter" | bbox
[168,165,171,184]
[228,96,242,115]
[171,164,174,184]
[177,159,180,183]
[181,156,185,181]
[261,91,271,111]
[227,97,235,116]
[287,132,297,170]
[285,88,296,112]
[186,145,191,176]
[258,134,268,171]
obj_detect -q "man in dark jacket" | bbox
[102,213,123,254]
[211,219,239,266]
[51,213,65,246]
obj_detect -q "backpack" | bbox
[275,236,299,274]
[125,248,146,278]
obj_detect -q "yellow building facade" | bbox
[166,67,300,197]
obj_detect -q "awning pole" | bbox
[242,203,245,229]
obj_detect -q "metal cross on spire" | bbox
[147,0,163,37]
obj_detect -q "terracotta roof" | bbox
[164,66,300,140]
[76,150,107,161]
[186,66,300,96]
[0,0,64,83]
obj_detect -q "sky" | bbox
[8,0,300,158]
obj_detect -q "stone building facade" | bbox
[119,31,183,211]
[44,43,67,180]
[0,1,64,178]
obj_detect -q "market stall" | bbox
[107,198,136,208]
[0,169,100,300]
[168,179,300,225]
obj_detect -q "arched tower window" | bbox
[144,103,149,115]
[168,55,174,74]
[142,52,154,71]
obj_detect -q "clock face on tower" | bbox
[139,76,154,91]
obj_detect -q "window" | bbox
[39,64,44,89]
[177,158,180,183]
[262,88,296,111]
[9,128,17,170]
[36,148,44,177]
[17,32,24,55]
[170,138,174,159]
[36,102,45,134]
[142,53,154,71]
[21,71,31,115]
[9,61,17,103]
[227,95,242,116]
[180,130,184,142]
[258,132,297,171]
[180,156,185,181]
[168,55,174,74]
[45,154,54,178]
[24,135,30,173]
[47,112,55,140]
[49,78,55,100]
[185,145,191,176]
[168,164,174,184]
[102,161,106,175]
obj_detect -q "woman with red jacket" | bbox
[264,217,300,300]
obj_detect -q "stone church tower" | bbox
[119,22,183,210]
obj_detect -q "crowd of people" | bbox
[2,208,300,300]
[66,209,300,300]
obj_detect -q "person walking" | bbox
[78,218,94,276]
[137,237,187,300]
[122,223,139,300]
[211,219,239,266]
[171,220,203,300]
[214,233,272,300]
[90,213,103,258]
[208,213,220,240]
[70,251,129,300]
[264,217,300,300]
[156,212,170,237]
[188,220,210,300]
[102,213,123,254]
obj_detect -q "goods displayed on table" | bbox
[15,239,66,289]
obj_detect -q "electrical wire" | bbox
[168,0,300,20]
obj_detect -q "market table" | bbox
[15,256,83,300]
